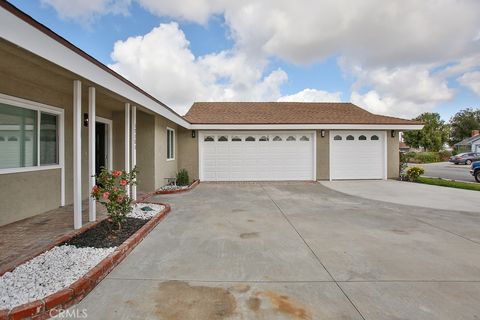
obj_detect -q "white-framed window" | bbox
[0,94,64,174]
[166,127,175,160]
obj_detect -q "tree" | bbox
[403,113,449,152]
[449,108,480,145]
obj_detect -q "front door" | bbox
[95,122,106,174]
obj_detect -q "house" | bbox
[0,2,422,228]
[454,130,480,153]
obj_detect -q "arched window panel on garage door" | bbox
[286,136,296,141]
[300,135,310,141]
[245,136,256,142]
[259,136,269,141]
[359,135,367,141]
[346,135,354,140]
[204,136,214,142]
[273,136,282,141]
[231,136,242,142]
[371,135,379,141]
[333,135,342,141]
[218,136,228,142]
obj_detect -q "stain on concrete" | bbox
[391,228,409,235]
[260,290,311,320]
[240,232,259,239]
[155,281,236,320]
[230,284,250,293]
[246,297,262,312]
[232,208,245,213]
[247,219,255,222]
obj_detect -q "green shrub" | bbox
[176,169,190,186]
[406,166,425,182]
[438,150,453,161]
[399,152,408,180]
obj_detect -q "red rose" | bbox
[102,192,110,200]
[120,179,127,186]
[92,185,99,193]
[112,170,121,177]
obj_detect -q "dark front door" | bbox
[95,122,106,174]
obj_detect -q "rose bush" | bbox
[91,167,138,229]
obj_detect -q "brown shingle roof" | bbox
[184,102,421,125]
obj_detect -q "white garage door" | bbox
[200,131,315,181]
[330,131,386,180]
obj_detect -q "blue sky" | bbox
[9,0,479,119]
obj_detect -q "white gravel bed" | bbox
[128,203,165,220]
[158,185,189,191]
[0,245,115,310]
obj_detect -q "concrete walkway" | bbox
[75,183,480,319]
[321,179,480,213]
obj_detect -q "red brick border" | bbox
[154,179,200,195]
[0,204,171,320]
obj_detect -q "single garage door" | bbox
[199,131,315,181]
[330,131,386,180]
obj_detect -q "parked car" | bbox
[449,152,480,165]
[471,161,480,183]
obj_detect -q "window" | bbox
[371,135,379,140]
[300,136,310,141]
[218,136,228,142]
[273,136,282,141]
[204,136,214,142]
[346,135,354,140]
[286,136,296,141]
[259,136,269,141]
[333,135,342,141]
[231,136,242,142]
[245,136,256,142]
[0,98,62,172]
[359,135,367,141]
[167,127,175,160]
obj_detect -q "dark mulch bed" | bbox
[65,217,148,248]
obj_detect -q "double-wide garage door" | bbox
[199,132,315,181]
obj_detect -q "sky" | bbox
[8,0,480,119]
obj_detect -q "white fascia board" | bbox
[0,8,190,128]
[190,124,424,130]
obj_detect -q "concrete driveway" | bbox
[76,183,480,319]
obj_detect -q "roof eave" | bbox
[189,123,424,130]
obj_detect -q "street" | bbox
[410,162,476,183]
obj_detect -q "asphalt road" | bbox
[410,162,476,183]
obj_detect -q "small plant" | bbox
[176,168,190,186]
[91,167,138,230]
[399,152,408,180]
[406,166,424,182]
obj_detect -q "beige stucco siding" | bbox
[154,116,179,189]
[387,133,400,179]
[177,128,199,181]
[136,111,155,192]
[316,130,330,180]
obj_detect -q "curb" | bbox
[0,204,171,320]
[154,179,200,195]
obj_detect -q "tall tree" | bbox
[403,113,450,152]
[449,108,480,145]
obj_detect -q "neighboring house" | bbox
[454,130,480,153]
[0,2,422,228]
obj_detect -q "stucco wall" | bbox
[387,133,400,179]
[0,169,61,225]
[316,130,330,180]
[136,111,155,192]
[154,116,179,189]
[177,128,199,181]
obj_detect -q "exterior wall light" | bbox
[83,113,89,127]
[320,130,326,138]
[391,130,395,138]
[192,130,196,138]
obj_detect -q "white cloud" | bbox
[41,0,131,23]
[278,89,342,103]
[458,71,480,95]
[109,23,288,114]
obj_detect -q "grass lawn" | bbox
[417,176,480,191]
